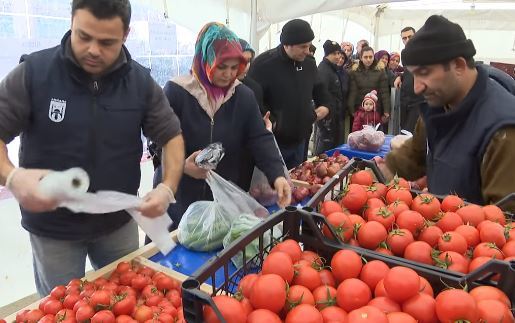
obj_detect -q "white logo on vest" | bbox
[48,98,66,123]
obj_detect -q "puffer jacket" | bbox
[347,61,391,115]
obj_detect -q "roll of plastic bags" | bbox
[38,168,175,255]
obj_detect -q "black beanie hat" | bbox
[280,19,314,45]
[402,15,476,66]
[323,40,342,57]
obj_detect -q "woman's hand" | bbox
[184,151,209,179]
[274,177,292,207]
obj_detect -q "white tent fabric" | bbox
[164,0,515,63]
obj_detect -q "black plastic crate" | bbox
[181,207,515,323]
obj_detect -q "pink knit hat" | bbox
[362,90,378,109]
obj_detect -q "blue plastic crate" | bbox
[325,135,393,160]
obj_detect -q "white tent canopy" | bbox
[164,0,515,63]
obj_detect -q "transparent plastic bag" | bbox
[178,171,270,251]
[248,137,291,207]
[177,201,232,251]
[390,129,413,149]
[222,213,282,268]
[348,125,385,152]
[195,142,225,170]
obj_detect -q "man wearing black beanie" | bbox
[248,19,331,169]
[376,15,515,210]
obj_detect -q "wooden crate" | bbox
[3,231,210,321]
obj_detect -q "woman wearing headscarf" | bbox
[340,41,354,70]
[375,49,396,88]
[154,22,291,228]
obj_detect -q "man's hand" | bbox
[138,183,175,218]
[315,106,330,121]
[372,157,394,182]
[394,76,402,89]
[274,177,291,208]
[8,168,58,212]
[263,111,273,132]
[184,151,209,179]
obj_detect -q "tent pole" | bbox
[373,5,385,50]
[250,0,258,50]
[225,0,230,27]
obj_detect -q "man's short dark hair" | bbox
[360,46,374,58]
[72,0,131,32]
[401,26,416,34]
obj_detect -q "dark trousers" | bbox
[279,140,306,170]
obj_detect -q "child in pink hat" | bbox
[352,90,384,132]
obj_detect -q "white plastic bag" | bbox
[38,168,176,255]
[390,129,413,149]
[348,125,386,152]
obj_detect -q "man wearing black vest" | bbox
[376,15,515,210]
[0,0,184,296]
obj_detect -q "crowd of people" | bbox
[0,0,513,297]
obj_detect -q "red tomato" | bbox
[113,294,136,316]
[341,184,368,214]
[435,289,478,322]
[37,314,54,323]
[89,290,111,308]
[239,298,253,317]
[55,309,75,323]
[75,305,95,322]
[15,309,30,323]
[387,175,410,190]
[346,305,388,323]
[477,299,513,323]
[441,194,464,212]
[418,276,434,297]
[284,285,315,312]
[365,182,388,200]
[367,207,395,230]
[368,297,400,314]
[320,306,347,322]
[137,266,156,277]
[23,309,44,323]
[133,305,153,323]
[375,247,394,256]
[300,251,324,268]
[386,228,414,256]
[455,224,480,248]
[154,276,176,293]
[351,170,374,186]
[359,260,390,291]
[90,310,115,323]
[115,261,132,274]
[262,251,294,283]
[438,231,468,254]
[469,285,511,308]
[374,279,387,298]
[119,270,137,286]
[203,295,246,323]
[285,304,323,323]
[246,309,282,323]
[362,198,386,220]
[396,210,425,237]
[456,204,485,227]
[237,274,258,299]
[322,212,353,242]
[319,201,343,217]
[437,251,469,274]
[386,312,417,323]
[50,285,67,300]
[330,249,363,282]
[482,204,506,225]
[473,242,504,259]
[115,315,137,323]
[411,193,441,221]
[357,221,387,250]
[312,285,337,310]
[336,278,372,312]
[72,300,89,313]
[383,267,420,304]
[418,225,444,247]
[436,211,463,233]
[270,239,303,263]
[131,274,152,291]
[386,200,410,218]
[479,221,507,247]
[385,187,413,206]
[318,269,336,288]
[249,274,287,313]
[401,292,437,323]
[43,298,63,315]
[292,265,322,291]
[63,293,81,310]
[165,289,181,308]
[502,240,515,257]
[403,241,433,265]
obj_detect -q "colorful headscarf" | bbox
[192,22,246,101]
[390,52,400,62]
[374,50,390,63]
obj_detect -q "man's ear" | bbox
[123,26,131,43]
[453,57,468,75]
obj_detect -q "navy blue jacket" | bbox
[422,65,515,204]
[19,32,159,239]
[163,79,285,219]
